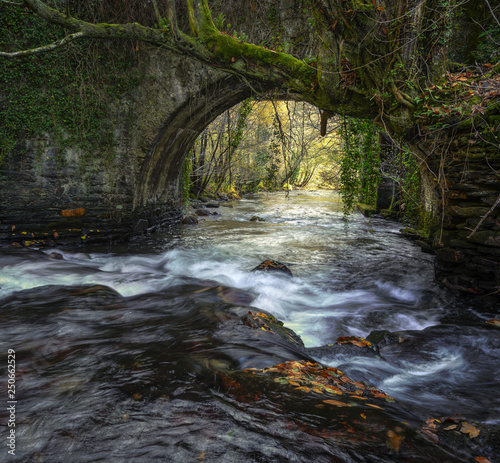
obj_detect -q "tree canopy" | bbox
[2,0,498,138]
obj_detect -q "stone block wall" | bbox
[434,153,500,301]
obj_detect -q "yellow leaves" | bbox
[295,386,310,393]
[424,417,440,429]
[386,429,404,452]
[274,377,289,384]
[420,417,481,445]
[460,422,480,438]
[249,360,393,411]
[486,319,500,327]
[421,418,440,442]
[323,399,351,407]
[360,413,366,419]
[324,386,343,395]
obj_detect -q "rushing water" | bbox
[1,191,498,462]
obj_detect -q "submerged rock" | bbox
[195,208,211,216]
[181,215,199,225]
[242,310,304,347]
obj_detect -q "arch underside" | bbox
[137,76,262,206]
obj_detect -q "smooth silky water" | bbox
[1,191,498,462]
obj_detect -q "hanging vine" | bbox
[339,117,381,215]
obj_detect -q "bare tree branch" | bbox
[1,0,173,55]
[485,0,500,28]
[0,31,84,57]
[467,192,500,239]
[151,0,162,25]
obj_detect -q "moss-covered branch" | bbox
[0,30,84,57]
[5,0,477,129]
[13,0,171,49]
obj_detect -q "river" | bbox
[1,191,498,462]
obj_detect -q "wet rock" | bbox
[379,208,400,219]
[249,215,265,222]
[205,202,220,208]
[242,310,304,347]
[0,284,122,314]
[400,227,426,241]
[133,219,149,233]
[357,203,376,217]
[48,252,64,260]
[366,329,401,350]
[436,247,466,263]
[251,259,292,276]
[308,342,377,363]
[419,416,500,463]
[216,360,474,461]
[181,215,199,225]
[195,208,211,216]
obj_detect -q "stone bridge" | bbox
[0,0,311,245]
[0,1,498,303]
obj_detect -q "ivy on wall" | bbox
[338,116,380,215]
[0,3,143,168]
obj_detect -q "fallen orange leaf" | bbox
[461,422,480,438]
[295,386,310,393]
[475,457,492,463]
[366,403,384,409]
[323,399,351,407]
[324,386,343,395]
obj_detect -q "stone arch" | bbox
[135,75,255,208]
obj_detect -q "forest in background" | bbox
[187,100,422,221]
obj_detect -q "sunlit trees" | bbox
[188,100,344,197]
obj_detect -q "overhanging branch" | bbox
[0,31,84,57]
[1,0,174,56]
[467,192,500,239]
